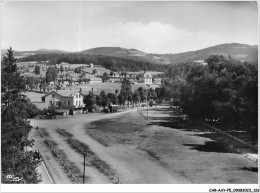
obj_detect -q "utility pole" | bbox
[83,154,86,184]
[147,103,148,119]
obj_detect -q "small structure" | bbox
[193,60,208,65]
[153,78,161,85]
[89,77,102,83]
[109,105,119,113]
[55,109,70,116]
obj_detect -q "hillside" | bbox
[80,43,258,65]
[80,47,169,64]
[2,43,257,65]
[156,43,258,65]
[1,48,68,58]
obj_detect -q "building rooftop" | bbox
[56,90,79,97]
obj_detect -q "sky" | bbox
[1,1,258,54]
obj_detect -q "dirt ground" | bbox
[30,104,258,184]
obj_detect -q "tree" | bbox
[46,66,58,84]
[119,79,132,105]
[110,71,114,76]
[96,95,102,107]
[92,69,97,74]
[118,93,125,106]
[107,93,117,105]
[115,89,119,95]
[133,89,141,103]
[102,72,109,82]
[137,87,148,103]
[121,79,131,94]
[84,92,96,108]
[60,65,64,73]
[148,88,157,101]
[100,90,108,107]
[34,65,40,75]
[1,47,42,183]
[34,78,41,90]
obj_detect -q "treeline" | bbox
[18,53,162,72]
[163,55,258,140]
[84,79,167,108]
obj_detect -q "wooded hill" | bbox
[17,53,163,72]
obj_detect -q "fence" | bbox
[195,121,258,164]
[198,121,258,152]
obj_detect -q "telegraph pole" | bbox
[147,103,148,119]
[83,154,86,184]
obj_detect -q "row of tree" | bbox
[84,79,167,108]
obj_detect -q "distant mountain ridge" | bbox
[1,43,258,65]
[79,47,170,64]
[1,48,68,58]
[156,43,258,65]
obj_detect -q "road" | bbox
[30,104,258,184]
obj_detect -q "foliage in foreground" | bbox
[1,47,42,183]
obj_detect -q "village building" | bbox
[43,90,84,109]
[89,77,102,83]
[139,72,153,84]
[153,78,162,85]
[113,73,120,77]
[193,60,208,65]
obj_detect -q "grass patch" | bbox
[85,113,147,146]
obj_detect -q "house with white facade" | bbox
[43,90,84,109]
[139,72,153,84]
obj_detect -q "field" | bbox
[29,104,258,184]
[25,91,45,102]
[82,66,112,76]
[25,91,46,109]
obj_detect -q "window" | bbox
[76,101,78,106]
[49,101,52,105]
[79,101,81,106]
[52,94,55,98]
[68,101,70,106]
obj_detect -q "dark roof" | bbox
[44,90,81,98]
